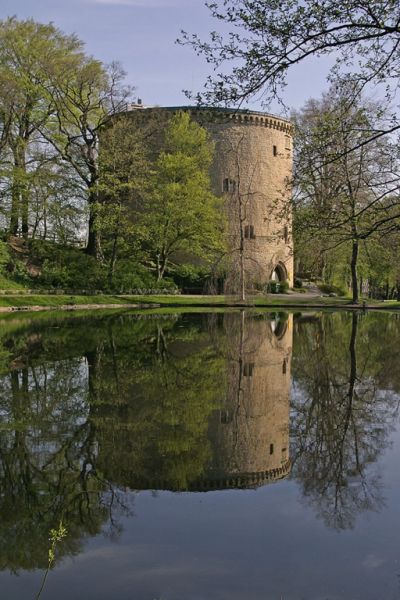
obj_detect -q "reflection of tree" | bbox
[0,314,154,571]
[0,312,226,573]
[90,316,225,491]
[0,359,115,572]
[291,312,400,529]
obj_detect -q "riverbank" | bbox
[0,292,398,312]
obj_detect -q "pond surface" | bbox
[0,309,400,600]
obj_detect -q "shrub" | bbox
[170,264,210,292]
[294,277,303,288]
[111,260,169,293]
[266,279,289,293]
[0,241,10,272]
[318,283,347,296]
[38,251,106,290]
[279,280,289,293]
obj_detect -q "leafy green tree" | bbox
[96,115,149,286]
[141,111,225,281]
[42,60,132,259]
[0,17,83,238]
[293,86,400,302]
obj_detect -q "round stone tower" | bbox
[126,105,294,290]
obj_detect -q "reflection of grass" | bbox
[0,421,27,431]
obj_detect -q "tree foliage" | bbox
[141,111,225,281]
[293,85,400,301]
[0,17,84,239]
[181,0,400,118]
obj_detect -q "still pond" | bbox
[0,309,399,600]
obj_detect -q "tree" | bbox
[293,86,400,303]
[141,111,225,281]
[41,60,132,259]
[181,1,400,125]
[0,17,83,238]
[96,115,149,286]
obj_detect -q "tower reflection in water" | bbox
[199,313,292,490]
[94,312,293,492]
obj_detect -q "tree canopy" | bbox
[181,0,400,119]
[292,85,400,301]
[140,111,225,281]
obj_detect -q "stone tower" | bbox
[124,105,293,289]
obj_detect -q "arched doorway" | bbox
[270,263,287,282]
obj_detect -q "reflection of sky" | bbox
[2,422,400,599]
[0,359,89,464]
[0,0,333,113]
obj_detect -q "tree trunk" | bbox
[9,173,20,236]
[21,152,29,239]
[239,212,245,302]
[86,189,102,260]
[156,251,167,281]
[9,141,29,238]
[108,233,118,288]
[350,240,359,304]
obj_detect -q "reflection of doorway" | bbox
[271,263,287,282]
[270,318,287,339]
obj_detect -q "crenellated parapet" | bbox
[191,458,291,491]
[140,106,293,134]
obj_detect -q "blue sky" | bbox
[0,0,331,115]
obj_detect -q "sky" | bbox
[0,0,332,116]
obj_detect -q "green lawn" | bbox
[0,274,27,291]
[0,292,398,311]
[0,294,140,308]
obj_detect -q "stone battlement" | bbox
[128,105,293,134]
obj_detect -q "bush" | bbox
[111,260,175,293]
[318,282,347,296]
[0,241,10,272]
[266,279,289,294]
[170,264,210,292]
[38,251,106,290]
[279,280,289,293]
[294,277,303,288]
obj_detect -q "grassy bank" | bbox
[0,294,147,310]
[0,292,398,312]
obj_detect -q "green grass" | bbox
[0,294,141,308]
[0,292,398,311]
[0,274,27,290]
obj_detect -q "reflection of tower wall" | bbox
[199,314,292,489]
[123,106,293,289]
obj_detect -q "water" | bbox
[0,309,399,600]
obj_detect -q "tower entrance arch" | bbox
[270,262,287,283]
